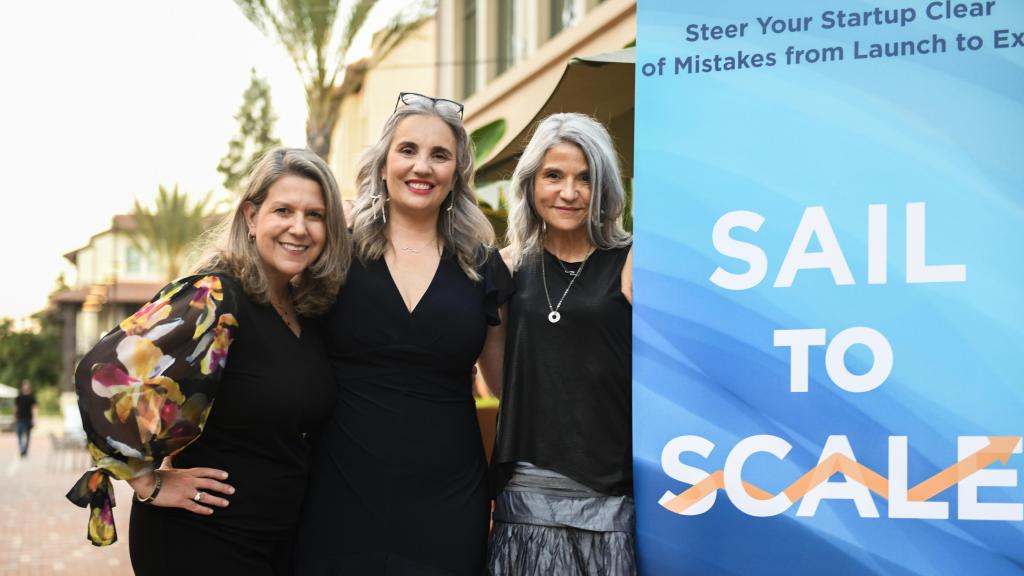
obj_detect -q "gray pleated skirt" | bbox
[488,463,636,576]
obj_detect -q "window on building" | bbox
[125,246,143,275]
[462,0,477,98]
[496,0,515,75]
[550,0,577,37]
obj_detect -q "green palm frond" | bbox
[470,118,507,165]
[234,0,433,159]
[131,185,213,280]
[341,0,377,57]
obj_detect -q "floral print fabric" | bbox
[66,275,238,546]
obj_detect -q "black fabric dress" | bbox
[128,277,337,576]
[296,247,512,576]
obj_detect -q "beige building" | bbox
[51,215,166,390]
[439,0,635,165]
[329,0,635,197]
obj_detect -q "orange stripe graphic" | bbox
[908,436,1021,502]
[661,436,1020,513]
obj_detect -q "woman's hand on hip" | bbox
[128,459,234,515]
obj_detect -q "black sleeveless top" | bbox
[492,245,632,496]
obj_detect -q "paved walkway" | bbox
[0,417,133,575]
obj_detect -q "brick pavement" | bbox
[0,417,133,575]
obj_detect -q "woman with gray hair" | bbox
[489,112,634,575]
[67,148,350,574]
[296,93,512,575]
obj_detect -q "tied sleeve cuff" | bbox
[66,274,238,547]
[65,468,118,546]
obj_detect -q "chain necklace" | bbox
[555,256,583,277]
[541,248,594,324]
[391,237,438,255]
[271,300,300,334]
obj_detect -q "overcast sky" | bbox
[0,0,408,322]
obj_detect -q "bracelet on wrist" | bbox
[134,469,163,504]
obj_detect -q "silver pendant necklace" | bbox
[541,248,593,324]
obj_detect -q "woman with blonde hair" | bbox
[296,93,511,575]
[67,147,349,575]
[489,113,634,575]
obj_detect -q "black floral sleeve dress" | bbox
[67,274,336,575]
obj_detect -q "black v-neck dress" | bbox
[296,247,512,576]
[126,276,336,575]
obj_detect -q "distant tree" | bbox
[131,185,213,281]
[0,284,64,390]
[234,0,431,159]
[0,321,60,390]
[218,68,283,194]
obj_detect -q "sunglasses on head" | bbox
[394,92,465,118]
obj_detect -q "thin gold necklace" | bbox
[271,300,299,332]
[392,237,437,255]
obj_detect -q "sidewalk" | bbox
[0,416,132,575]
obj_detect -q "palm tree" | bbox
[234,0,425,160]
[131,185,212,281]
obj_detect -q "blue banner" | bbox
[634,1,1024,574]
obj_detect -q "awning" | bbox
[476,47,635,183]
[50,281,165,306]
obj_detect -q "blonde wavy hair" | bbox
[192,148,350,316]
[350,96,493,281]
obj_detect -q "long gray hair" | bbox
[350,96,493,281]
[192,148,350,316]
[506,113,631,270]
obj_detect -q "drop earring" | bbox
[370,178,388,224]
[446,192,455,238]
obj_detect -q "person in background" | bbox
[296,92,511,575]
[15,380,37,457]
[67,147,349,576]
[489,113,634,575]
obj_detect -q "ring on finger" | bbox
[193,491,204,502]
